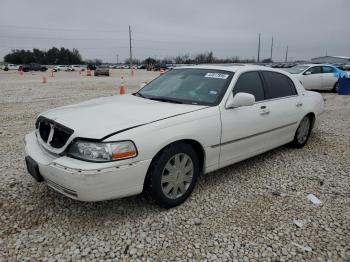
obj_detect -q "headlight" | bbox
[67,140,137,162]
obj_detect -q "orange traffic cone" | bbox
[119,84,125,95]
[160,68,165,75]
[42,76,47,84]
[119,76,125,95]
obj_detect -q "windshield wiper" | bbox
[148,97,183,104]
[133,92,147,98]
[133,93,183,104]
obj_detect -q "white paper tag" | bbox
[204,73,229,79]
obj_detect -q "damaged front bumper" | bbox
[24,132,151,201]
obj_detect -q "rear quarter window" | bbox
[261,71,297,99]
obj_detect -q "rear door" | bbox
[322,66,338,90]
[301,66,323,90]
[260,71,302,145]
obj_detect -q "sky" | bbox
[0,0,349,63]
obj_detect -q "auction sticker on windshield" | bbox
[204,73,229,79]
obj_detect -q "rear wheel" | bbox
[291,115,312,148]
[144,143,199,208]
[333,81,339,93]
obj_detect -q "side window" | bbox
[262,71,296,99]
[287,78,298,95]
[306,66,322,74]
[322,66,335,73]
[232,71,265,102]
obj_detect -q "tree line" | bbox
[4,48,262,66]
[4,47,83,65]
[129,51,258,66]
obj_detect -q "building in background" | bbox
[311,56,350,64]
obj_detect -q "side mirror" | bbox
[226,92,255,109]
[304,71,311,75]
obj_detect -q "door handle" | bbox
[260,110,270,115]
[296,102,303,107]
[260,105,270,115]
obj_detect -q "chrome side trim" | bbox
[211,121,298,148]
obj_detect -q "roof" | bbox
[174,64,273,73]
[311,55,350,60]
[333,56,350,60]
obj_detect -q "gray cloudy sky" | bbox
[0,0,349,62]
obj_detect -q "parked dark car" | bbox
[94,66,110,76]
[19,63,48,72]
[86,64,96,71]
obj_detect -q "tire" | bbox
[144,142,199,208]
[291,115,313,148]
[333,81,339,93]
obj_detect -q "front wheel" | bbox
[144,143,199,208]
[291,115,313,148]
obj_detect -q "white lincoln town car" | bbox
[24,65,324,208]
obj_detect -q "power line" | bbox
[0,34,226,44]
[0,24,128,33]
[0,45,129,50]
[0,24,225,41]
[0,35,127,41]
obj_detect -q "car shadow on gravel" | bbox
[34,144,299,215]
[11,132,326,235]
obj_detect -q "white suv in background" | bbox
[53,65,69,71]
[2,64,20,71]
[68,65,86,71]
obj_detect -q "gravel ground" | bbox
[0,70,349,261]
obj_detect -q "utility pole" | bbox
[270,36,274,61]
[129,25,132,68]
[285,45,288,62]
[257,33,261,63]
[117,54,119,64]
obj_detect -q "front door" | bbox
[301,66,323,90]
[219,71,273,168]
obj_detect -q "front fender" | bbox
[105,106,222,171]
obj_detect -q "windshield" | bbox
[287,65,309,74]
[137,69,234,106]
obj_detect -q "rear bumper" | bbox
[24,132,151,201]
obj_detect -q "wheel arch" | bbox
[143,139,206,188]
[304,112,316,129]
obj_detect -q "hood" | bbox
[41,94,206,139]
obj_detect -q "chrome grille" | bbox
[36,117,74,149]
